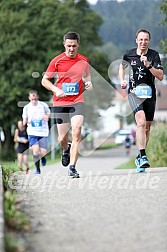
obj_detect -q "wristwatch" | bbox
[147,64,153,70]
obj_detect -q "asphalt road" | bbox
[16,145,167,252]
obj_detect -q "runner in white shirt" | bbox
[22,90,50,174]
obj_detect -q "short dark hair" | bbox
[136,29,151,40]
[63,31,80,42]
[29,90,38,96]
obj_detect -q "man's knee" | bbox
[136,120,146,128]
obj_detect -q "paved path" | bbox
[16,146,167,252]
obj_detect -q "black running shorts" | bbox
[54,102,84,124]
[128,93,156,121]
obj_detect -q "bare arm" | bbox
[41,74,66,98]
[140,54,164,81]
[84,74,93,90]
[82,67,93,90]
[14,129,28,143]
[119,63,127,89]
[14,129,19,142]
[23,118,28,126]
[148,68,163,81]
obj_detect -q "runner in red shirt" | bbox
[42,31,92,178]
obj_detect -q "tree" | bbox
[91,0,166,54]
[0,0,112,160]
[160,0,167,74]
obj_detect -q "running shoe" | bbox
[41,157,47,166]
[68,165,79,178]
[136,167,146,173]
[34,169,41,174]
[26,168,29,174]
[139,155,150,168]
[61,143,71,167]
[135,156,146,173]
[135,156,140,167]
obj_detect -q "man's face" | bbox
[64,39,79,58]
[136,32,150,51]
[29,93,38,105]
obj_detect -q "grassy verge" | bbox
[116,122,167,170]
[1,152,62,251]
[115,158,135,170]
[147,122,167,167]
[2,163,30,252]
[96,142,118,150]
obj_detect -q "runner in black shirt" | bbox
[14,120,29,173]
[119,29,164,172]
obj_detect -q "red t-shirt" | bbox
[45,52,90,106]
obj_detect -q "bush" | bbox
[2,163,18,191]
[147,123,167,167]
[2,164,30,251]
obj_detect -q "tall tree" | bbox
[91,0,166,54]
[160,0,167,74]
[0,0,111,159]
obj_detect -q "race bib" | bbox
[135,85,152,98]
[62,82,79,95]
[31,120,42,127]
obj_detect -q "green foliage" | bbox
[160,0,167,24]
[2,164,30,251]
[5,232,26,252]
[147,123,167,167]
[117,123,167,169]
[2,163,18,190]
[4,190,30,231]
[91,0,166,54]
[116,158,136,170]
[96,42,120,62]
[160,0,167,74]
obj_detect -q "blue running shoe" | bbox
[34,169,41,174]
[136,167,146,173]
[135,156,140,167]
[135,156,146,172]
[68,166,79,178]
[62,143,71,167]
[139,155,150,168]
[41,157,47,166]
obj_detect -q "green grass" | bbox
[96,142,118,150]
[2,163,30,252]
[4,190,30,231]
[115,158,136,170]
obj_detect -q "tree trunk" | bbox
[0,125,15,161]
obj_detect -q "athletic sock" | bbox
[140,149,146,158]
[33,154,40,171]
[69,165,75,170]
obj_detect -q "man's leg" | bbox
[57,123,69,150]
[70,115,84,165]
[135,110,150,169]
[39,137,48,166]
[17,153,23,171]
[135,110,147,150]
[23,153,29,173]
[57,123,71,167]
[32,144,41,174]
[66,115,83,177]
[145,121,152,146]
